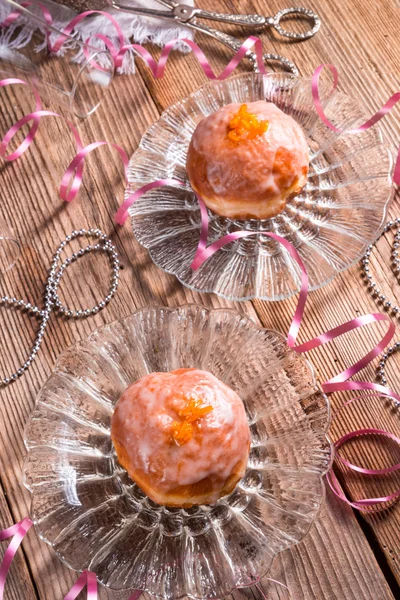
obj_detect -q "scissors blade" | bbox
[154,0,178,8]
[115,4,176,19]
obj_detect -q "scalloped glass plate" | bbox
[24,305,332,599]
[127,73,393,301]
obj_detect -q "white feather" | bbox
[0,0,195,74]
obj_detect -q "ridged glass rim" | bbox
[22,304,334,597]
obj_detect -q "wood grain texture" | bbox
[0,0,399,598]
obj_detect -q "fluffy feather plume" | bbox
[0,0,195,73]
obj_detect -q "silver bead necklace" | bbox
[0,228,120,386]
[361,218,400,400]
[377,340,400,390]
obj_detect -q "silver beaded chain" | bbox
[376,342,400,401]
[361,218,400,400]
[361,219,400,314]
[0,228,120,387]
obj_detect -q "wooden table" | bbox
[0,0,399,598]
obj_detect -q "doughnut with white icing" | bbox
[111,368,250,507]
[186,101,309,220]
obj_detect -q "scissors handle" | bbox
[183,5,320,40]
[272,7,320,40]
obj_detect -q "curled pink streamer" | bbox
[0,517,32,600]
[326,467,400,510]
[325,394,400,509]
[312,64,400,186]
[190,196,398,391]
[60,141,129,202]
[0,78,41,159]
[0,82,131,201]
[64,570,97,600]
[0,1,52,29]
[0,106,87,200]
[122,35,265,79]
[191,194,400,509]
[333,428,400,476]
[115,179,185,225]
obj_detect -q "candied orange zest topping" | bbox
[171,397,213,445]
[178,398,213,423]
[171,420,193,446]
[227,104,269,143]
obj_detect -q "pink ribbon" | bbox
[0,80,131,202]
[0,517,32,600]
[1,2,52,29]
[115,179,184,225]
[190,195,400,510]
[311,64,400,186]
[122,35,265,79]
[326,394,400,510]
[64,570,97,600]
[0,78,41,159]
[333,428,400,476]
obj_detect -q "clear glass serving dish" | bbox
[127,73,393,301]
[24,305,332,599]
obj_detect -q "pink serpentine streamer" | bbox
[0,518,32,600]
[63,570,97,600]
[191,195,400,509]
[326,394,400,510]
[1,2,265,74]
[312,64,400,186]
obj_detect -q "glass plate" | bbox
[23,305,332,599]
[127,73,393,301]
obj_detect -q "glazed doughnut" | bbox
[186,101,309,220]
[111,368,250,507]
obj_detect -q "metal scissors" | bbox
[112,1,321,75]
[153,1,320,40]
